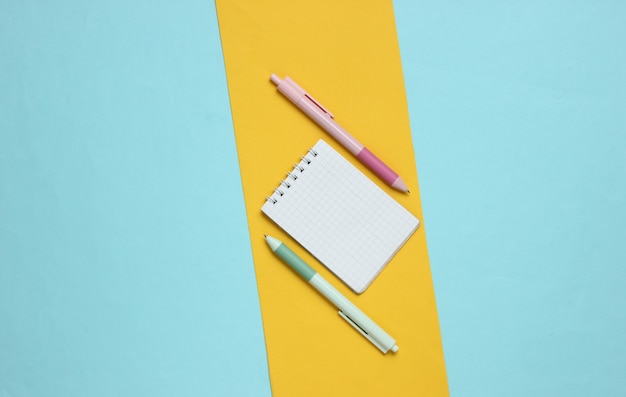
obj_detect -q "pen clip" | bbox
[303,93,334,119]
[338,310,386,353]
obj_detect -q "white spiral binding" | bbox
[265,146,318,204]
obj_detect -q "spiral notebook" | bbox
[262,139,419,293]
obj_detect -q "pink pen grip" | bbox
[357,147,399,186]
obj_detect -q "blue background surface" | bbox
[395,1,626,396]
[1,0,625,396]
[0,1,270,396]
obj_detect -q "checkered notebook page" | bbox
[262,139,419,294]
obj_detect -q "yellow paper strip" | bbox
[216,1,448,395]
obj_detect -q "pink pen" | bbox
[270,74,409,193]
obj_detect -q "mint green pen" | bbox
[265,235,398,354]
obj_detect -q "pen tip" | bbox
[264,234,268,238]
[407,190,411,194]
[270,74,281,86]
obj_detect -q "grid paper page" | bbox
[262,139,419,294]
